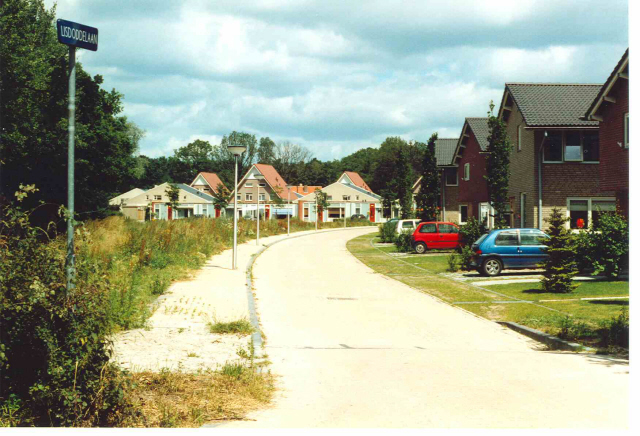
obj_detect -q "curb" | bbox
[497,321,595,352]
[244,226,377,351]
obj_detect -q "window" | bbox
[568,199,589,229]
[236,194,241,201]
[303,206,309,218]
[459,205,468,224]
[543,131,563,162]
[355,206,360,214]
[518,125,522,151]
[520,230,548,246]
[245,193,253,201]
[583,132,599,162]
[402,221,415,229]
[438,224,458,234]
[343,195,351,201]
[564,132,582,161]
[245,183,253,188]
[259,194,266,201]
[419,223,437,233]
[445,168,458,186]
[463,163,470,181]
[591,200,616,229]
[154,195,162,200]
[259,183,266,187]
[356,195,359,200]
[625,113,629,148]
[495,231,519,246]
[328,208,343,218]
[327,196,333,200]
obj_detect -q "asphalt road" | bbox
[224,227,628,428]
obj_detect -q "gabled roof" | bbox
[465,118,490,152]
[230,163,297,201]
[294,181,381,202]
[501,83,601,127]
[190,172,226,192]
[339,171,372,192]
[177,184,216,201]
[109,188,146,205]
[584,48,629,120]
[289,185,323,196]
[435,138,458,166]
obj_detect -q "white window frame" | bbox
[154,195,162,201]
[624,113,629,148]
[343,195,351,201]
[245,193,253,201]
[259,193,266,202]
[565,197,616,230]
[245,183,253,188]
[445,168,458,186]
[459,205,468,225]
[463,163,470,181]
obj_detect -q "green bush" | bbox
[458,217,486,246]
[598,309,629,348]
[394,230,413,252]
[0,191,134,426]
[446,253,458,272]
[378,221,397,243]
[574,212,628,278]
[456,245,476,271]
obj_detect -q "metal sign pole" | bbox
[232,155,239,269]
[256,183,260,245]
[66,46,76,291]
[287,188,290,236]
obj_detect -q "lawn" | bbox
[347,232,629,351]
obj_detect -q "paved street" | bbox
[223,228,628,428]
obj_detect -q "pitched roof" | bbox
[191,172,226,191]
[504,83,601,127]
[253,163,297,200]
[584,48,629,120]
[289,185,323,196]
[465,117,490,151]
[176,184,216,201]
[435,138,458,166]
[294,181,381,202]
[342,171,372,192]
[109,188,146,205]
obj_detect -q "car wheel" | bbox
[482,257,502,277]
[414,242,427,254]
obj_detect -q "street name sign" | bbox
[57,19,98,51]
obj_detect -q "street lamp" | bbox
[254,174,265,246]
[228,145,246,269]
[287,185,291,236]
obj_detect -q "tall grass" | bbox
[78,216,374,331]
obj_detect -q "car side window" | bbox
[494,231,519,246]
[402,221,414,228]
[520,230,548,246]
[438,224,458,234]
[419,223,437,233]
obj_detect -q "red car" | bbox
[411,222,460,253]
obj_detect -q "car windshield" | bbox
[473,234,488,246]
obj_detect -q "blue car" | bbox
[470,229,550,276]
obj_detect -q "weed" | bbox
[209,319,254,335]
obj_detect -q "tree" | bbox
[540,207,578,294]
[314,188,329,222]
[0,0,141,220]
[415,134,440,221]
[272,141,313,184]
[170,139,215,183]
[395,145,414,218]
[211,183,231,212]
[258,137,276,164]
[212,132,259,187]
[165,183,180,218]
[485,101,512,229]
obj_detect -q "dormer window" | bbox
[245,183,253,188]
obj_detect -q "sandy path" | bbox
[222,229,628,428]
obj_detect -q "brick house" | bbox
[190,172,227,217]
[228,163,299,219]
[412,138,460,223]
[583,48,629,218]
[498,83,616,230]
[451,117,490,226]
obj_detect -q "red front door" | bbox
[265,205,270,219]
[168,206,172,220]
[369,204,375,222]
[215,207,221,218]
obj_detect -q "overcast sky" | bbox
[45,0,629,161]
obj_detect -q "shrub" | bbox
[574,212,628,278]
[458,216,486,247]
[540,208,578,294]
[394,230,413,252]
[0,190,134,426]
[446,253,458,272]
[456,245,476,271]
[378,221,397,243]
[598,309,629,349]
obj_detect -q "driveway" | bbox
[223,228,628,428]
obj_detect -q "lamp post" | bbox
[254,175,265,246]
[315,194,318,231]
[227,145,246,269]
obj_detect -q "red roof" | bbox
[191,172,226,192]
[343,171,372,192]
[289,185,323,195]
[253,164,296,200]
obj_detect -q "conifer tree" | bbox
[485,101,512,228]
[395,145,414,218]
[415,133,439,221]
[540,207,578,293]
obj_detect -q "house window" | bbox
[303,206,309,218]
[245,183,253,188]
[343,195,351,201]
[327,195,333,200]
[328,208,342,218]
[154,195,162,200]
[543,131,563,162]
[444,168,458,186]
[236,194,241,201]
[568,199,589,229]
[355,206,360,214]
[356,195,359,200]
[463,163,470,181]
[582,132,599,162]
[625,113,629,148]
[564,132,582,161]
[518,125,522,151]
[459,205,468,224]
[245,193,253,201]
[259,194,266,201]
[591,200,616,229]
[259,183,266,187]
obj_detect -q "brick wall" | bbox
[442,184,459,223]
[457,129,489,204]
[597,77,629,192]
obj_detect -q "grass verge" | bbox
[347,232,629,352]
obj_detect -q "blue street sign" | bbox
[57,19,98,51]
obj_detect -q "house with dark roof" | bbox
[498,83,615,230]
[229,163,299,219]
[412,138,460,223]
[451,118,491,226]
[584,49,629,218]
[121,182,216,221]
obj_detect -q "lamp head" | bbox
[227,145,247,156]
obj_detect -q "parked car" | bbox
[470,228,550,276]
[411,222,460,253]
[395,219,421,234]
[350,214,367,220]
